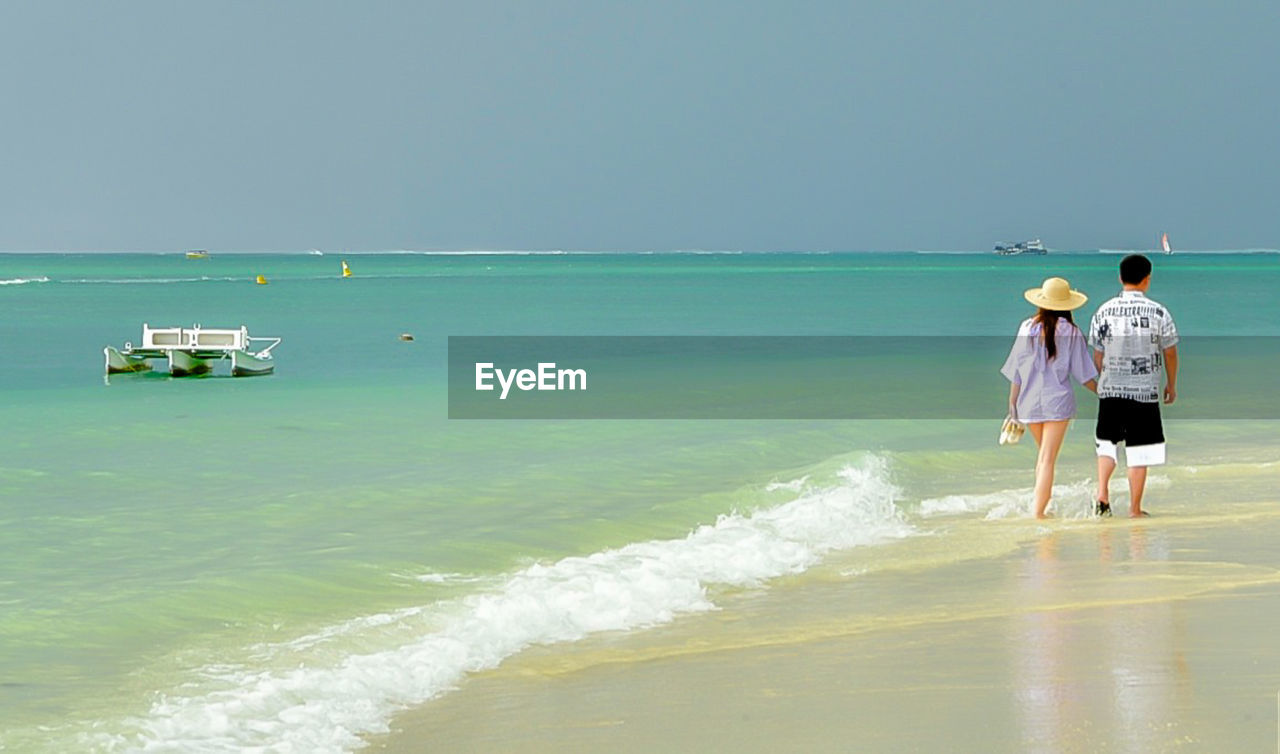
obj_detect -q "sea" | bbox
[1,250,1277,752]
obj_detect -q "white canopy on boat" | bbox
[141,324,249,351]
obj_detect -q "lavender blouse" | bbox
[1000,317,1098,423]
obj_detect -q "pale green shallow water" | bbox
[0,251,1276,751]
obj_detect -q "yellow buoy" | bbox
[341,260,352,278]
[256,275,268,285]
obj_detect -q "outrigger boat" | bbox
[104,324,281,377]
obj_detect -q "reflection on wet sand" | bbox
[1013,527,1192,751]
[1102,526,1192,752]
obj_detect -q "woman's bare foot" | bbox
[1129,510,1151,518]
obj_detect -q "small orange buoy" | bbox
[256,275,268,285]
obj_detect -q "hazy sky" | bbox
[1,1,1276,251]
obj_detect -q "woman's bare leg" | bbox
[1027,422,1045,512]
[1031,421,1070,518]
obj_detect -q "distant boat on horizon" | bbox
[994,238,1047,256]
[185,250,209,260]
[1161,232,1172,254]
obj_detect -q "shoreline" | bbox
[370,506,1280,752]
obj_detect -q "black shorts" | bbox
[1095,397,1164,446]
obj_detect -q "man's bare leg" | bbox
[1127,465,1148,517]
[1097,454,1116,513]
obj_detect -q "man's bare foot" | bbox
[1129,510,1151,518]
[1035,512,1055,520]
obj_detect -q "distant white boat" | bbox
[994,238,1047,255]
[104,324,281,378]
[1161,232,1172,254]
[308,249,324,256]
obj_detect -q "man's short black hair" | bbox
[1120,254,1152,285]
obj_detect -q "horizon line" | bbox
[2,247,1278,256]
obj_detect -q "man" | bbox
[1088,254,1179,517]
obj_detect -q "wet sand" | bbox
[369,503,1280,753]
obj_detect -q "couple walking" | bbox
[1001,254,1180,519]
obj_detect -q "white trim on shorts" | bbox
[1095,439,1166,467]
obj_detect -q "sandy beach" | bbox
[371,490,1280,753]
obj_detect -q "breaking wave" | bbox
[90,456,911,753]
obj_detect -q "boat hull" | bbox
[168,350,212,376]
[231,350,274,377]
[104,346,153,374]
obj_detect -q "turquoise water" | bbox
[1,251,1277,752]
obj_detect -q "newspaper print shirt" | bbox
[1088,290,1179,402]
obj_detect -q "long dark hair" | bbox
[1035,308,1074,360]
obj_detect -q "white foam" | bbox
[919,475,1174,521]
[764,475,809,492]
[248,607,428,659]
[61,276,244,284]
[405,571,488,585]
[93,457,911,753]
[0,276,49,285]
[919,478,1098,520]
[980,478,1097,520]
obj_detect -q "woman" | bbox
[1001,277,1099,518]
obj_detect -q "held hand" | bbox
[1163,385,1177,405]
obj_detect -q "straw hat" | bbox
[1024,277,1088,310]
